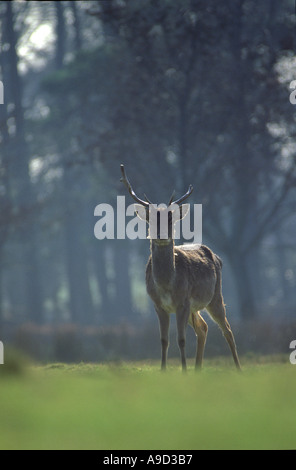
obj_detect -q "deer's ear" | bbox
[134,204,149,223]
[179,204,190,220]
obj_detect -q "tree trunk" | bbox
[274,230,293,306]
[55,2,65,68]
[64,208,94,324]
[92,241,112,322]
[113,241,134,323]
[70,1,82,51]
[228,250,256,320]
[0,248,3,327]
[53,2,94,324]
[5,1,44,323]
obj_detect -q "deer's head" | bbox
[120,164,193,244]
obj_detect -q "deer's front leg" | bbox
[156,307,170,371]
[176,301,190,372]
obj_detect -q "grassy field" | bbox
[0,354,295,450]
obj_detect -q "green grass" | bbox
[0,355,295,450]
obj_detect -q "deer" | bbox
[120,164,241,372]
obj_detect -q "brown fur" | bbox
[146,241,241,371]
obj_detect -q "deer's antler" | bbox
[120,164,150,207]
[170,185,193,206]
[121,164,193,207]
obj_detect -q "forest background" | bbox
[0,0,295,363]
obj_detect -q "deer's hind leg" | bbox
[206,298,241,371]
[189,311,208,370]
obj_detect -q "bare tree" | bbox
[2,1,44,322]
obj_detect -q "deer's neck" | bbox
[151,240,175,288]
